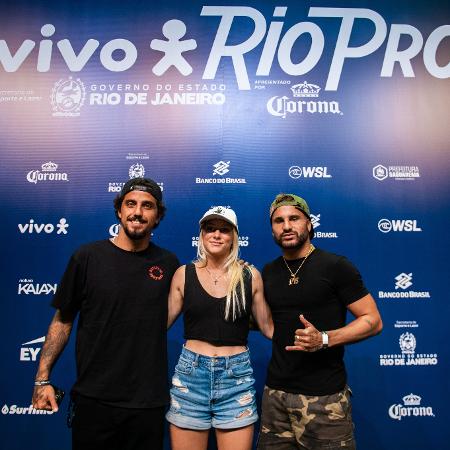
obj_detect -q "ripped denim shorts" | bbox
[165,346,258,430]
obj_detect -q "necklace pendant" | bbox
[289,276,299,286]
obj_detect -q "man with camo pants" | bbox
[258,194,382,449]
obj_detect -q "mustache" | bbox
[127,215,147,223]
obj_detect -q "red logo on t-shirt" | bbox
[148,265,164,281]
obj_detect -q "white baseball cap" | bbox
[199,206,239,233]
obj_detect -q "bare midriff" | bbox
[185,339,246,357]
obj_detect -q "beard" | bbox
[273,229,309,250]
[122,216,150,241]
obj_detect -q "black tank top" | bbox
[183,264,252,346]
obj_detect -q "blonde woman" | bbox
[167,206,273,450]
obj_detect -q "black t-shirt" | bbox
[183,264,252,346]
[262,248,369,395]
[52,240,179,408]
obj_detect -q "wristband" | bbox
[321,331,329,349]
[34,380,51,386]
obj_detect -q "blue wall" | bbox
[1,1,449,448]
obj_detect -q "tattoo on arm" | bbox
[36,311,74,378]
[364,317,374,330]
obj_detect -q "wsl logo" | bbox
[267,82,342,119]
[26,161,69,184]
[289,166,331,179]
[378,219,422,233]
[51,76,86,117]
[389,394,435,421]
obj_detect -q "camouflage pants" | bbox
[257,386,356,450]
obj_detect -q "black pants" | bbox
[71,394,166,450]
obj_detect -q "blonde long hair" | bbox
[196,227,250,321]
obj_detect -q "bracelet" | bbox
[34,380,51,386]
[321,331,329,349]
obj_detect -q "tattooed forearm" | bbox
[35,310,74,379]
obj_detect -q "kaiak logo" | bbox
[18,218,69,235]
[18,279,57,295]
[289,166,332,179]
[378,219,422,233]
[388,394,435,421]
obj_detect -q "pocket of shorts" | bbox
[174,357,194,375]
[229,360,253,378]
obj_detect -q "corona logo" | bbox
[291,81,320,97]
[403,393,421,406]
[41,161,58,171]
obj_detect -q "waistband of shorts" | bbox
[180,345,250,367]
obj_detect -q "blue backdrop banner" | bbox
[1,1,449,449]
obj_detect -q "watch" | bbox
[321,331,329,349]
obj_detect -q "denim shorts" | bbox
[165,346,258,430]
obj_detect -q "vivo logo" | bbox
[18,218,69,235]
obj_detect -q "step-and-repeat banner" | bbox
[1,0,449,448]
